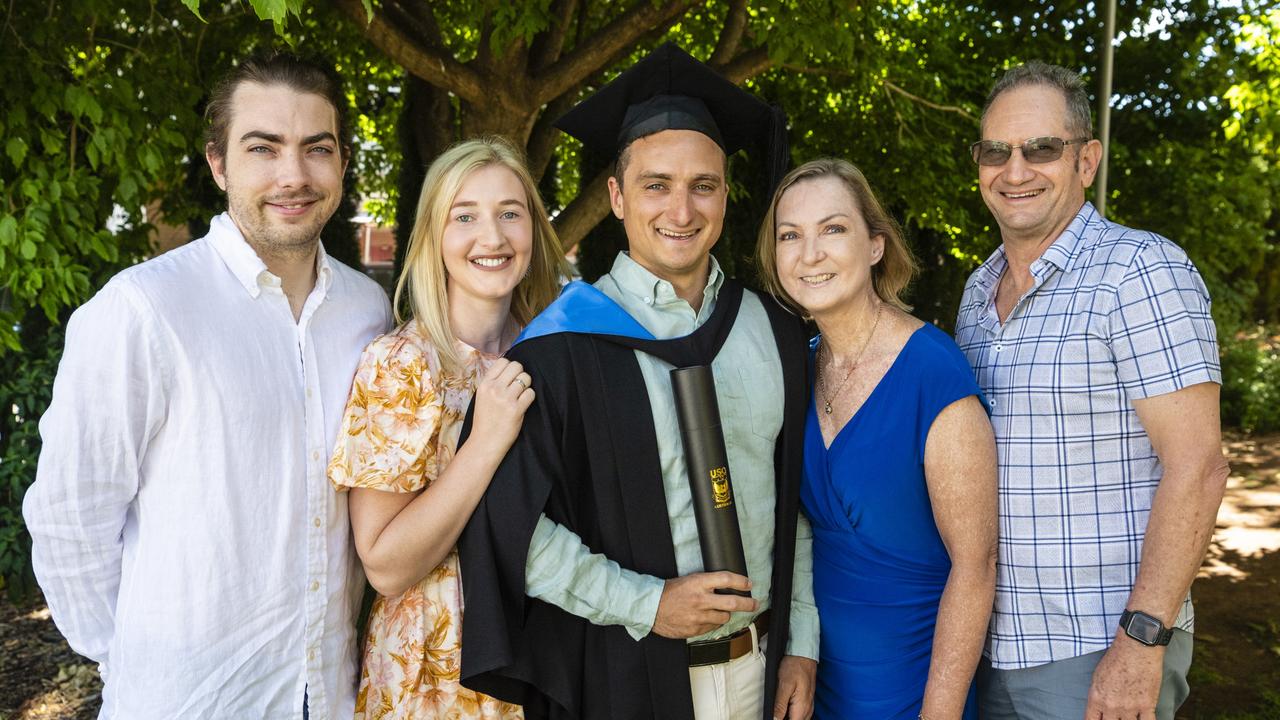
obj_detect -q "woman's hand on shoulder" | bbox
[471,358,535,452]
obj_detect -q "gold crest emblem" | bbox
[710,466,731,508]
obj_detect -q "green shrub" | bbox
[1220,324,1280,434]
[0,313,63,600]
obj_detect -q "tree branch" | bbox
[777,63,976,120]
[531,0,579,70]
[476,5,495,70]
[552,165,614,253]
[334,0,487,105]
[882,79,975,120]
[709,0,749,67]
[527,90,582,182]
[381,0,442,52]
[717,45,772,84]
[533,0,698,105]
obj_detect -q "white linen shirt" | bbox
[23,213,391,719]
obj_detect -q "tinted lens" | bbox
[973,141,1011,166]
[1023,136,1066,163]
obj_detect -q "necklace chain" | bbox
[818,302,883,415]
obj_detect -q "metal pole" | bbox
[1096,0,1117,217]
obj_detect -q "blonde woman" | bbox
[757,158,997,719]
[329,137,567,719]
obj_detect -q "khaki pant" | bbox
[689,625,768,720]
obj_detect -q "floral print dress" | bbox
[329,324,523,720]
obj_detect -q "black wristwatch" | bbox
[1119,610,1173,646]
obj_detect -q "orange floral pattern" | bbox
[330,324,523,720]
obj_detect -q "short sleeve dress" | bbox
[329,324,523,720]
[801,323,984,719]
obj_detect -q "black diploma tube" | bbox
[670,365,750,597]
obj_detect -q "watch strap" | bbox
[1119,609,1174,646]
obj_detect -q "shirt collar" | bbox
[972,200,1101,294]
[207,212,333,299]
[607,251,724,309]
[1037,201,1097,274]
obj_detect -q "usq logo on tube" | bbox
[710,466,731,508]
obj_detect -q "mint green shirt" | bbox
[524,253,819,659]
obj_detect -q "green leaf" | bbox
[248,0,288,25]
[5,137,27,168]
[18,239,36,260]
[83,94,103,125]
[181,0,205,22]
[361,0,374,24]
[118,174,137,200]
[0,216,16,247]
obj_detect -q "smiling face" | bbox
[607,129,727,294]
[441,163,534,310]
[206,82,346,259]
[773,176,884,322]
[978,84,1101,248]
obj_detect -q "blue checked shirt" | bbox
[955,202,1219,669]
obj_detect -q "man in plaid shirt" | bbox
[955,61,1229,720]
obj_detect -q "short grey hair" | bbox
[981,60,1093,140]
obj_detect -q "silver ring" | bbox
[515,378,529,391]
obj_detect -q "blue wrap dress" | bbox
[801,323,983,719]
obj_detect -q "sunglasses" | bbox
[969,136,1091,166]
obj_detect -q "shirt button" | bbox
[308,649,316,662]
[312,450,321,461]
[310,580,320,592]
[313,516,321,528]
[994,343,1004,352]
[306,388,313,399]
[643,296,653,305]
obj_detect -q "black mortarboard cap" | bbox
[555,43,789,192]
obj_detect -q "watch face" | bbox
[1128,613,1162,644]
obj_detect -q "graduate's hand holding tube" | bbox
[652,571,756,639]
[471,358,534,453]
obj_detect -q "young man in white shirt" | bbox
[23,51,391,719]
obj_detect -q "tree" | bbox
[5,0,1277,598]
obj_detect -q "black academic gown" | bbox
[457,283,809,720]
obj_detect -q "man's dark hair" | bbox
[982,60,1093,140]
[204,50,351,161]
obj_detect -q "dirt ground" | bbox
[2,433,1278,720]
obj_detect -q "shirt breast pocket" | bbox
[720,359,784,444]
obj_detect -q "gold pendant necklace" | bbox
[818,302,883,415]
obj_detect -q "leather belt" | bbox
[687,610,771,667]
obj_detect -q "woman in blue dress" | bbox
[756,158,997,719]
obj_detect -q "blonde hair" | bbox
[755,158,917,313]
[393,137,568,372]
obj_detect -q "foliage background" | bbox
[1,0,1277,604]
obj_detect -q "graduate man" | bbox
[458,44,819,720]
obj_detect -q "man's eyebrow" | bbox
[237,131,338,146]
[634,171,724,183]
[302,131,338,146]
[239,131,283,145]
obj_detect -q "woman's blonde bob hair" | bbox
[755,158,918,313]
[393,136,568,372]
